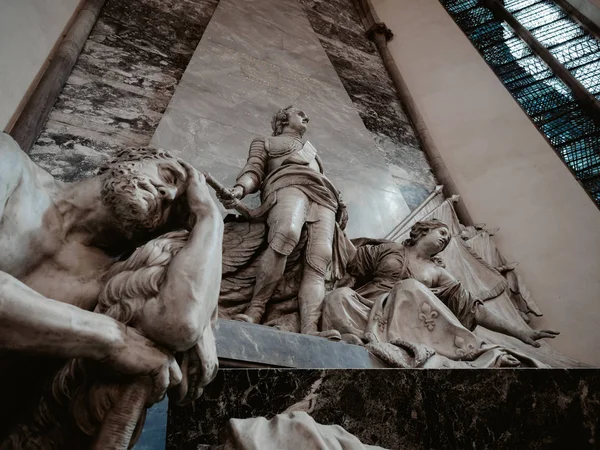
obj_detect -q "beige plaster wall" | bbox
[565,0,600,28]
[0,0,83,131]
[371,0,600,366]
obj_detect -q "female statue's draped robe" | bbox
[321,243,546,368]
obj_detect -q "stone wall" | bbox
[29,0,219,182]
[299,0,437,209]
[0,0,83,130]
[27,0,436,212]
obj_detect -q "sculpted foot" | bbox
[232,314,256,323]
[306,329,342,341]
[340,333,363,346]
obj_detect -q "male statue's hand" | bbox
[102,325,183,405]
[217,185,244,210]
[230,185,244,199]
[180,161,219,215]
[337,205,348,231]
[169,329,218,405]
[336,195,348,230]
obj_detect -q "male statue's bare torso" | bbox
[0,132,225,446]
[0,137,111,310]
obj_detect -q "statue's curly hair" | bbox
[402,219,449,247]
[98,147,176,175]
[98,147,186,242]
[5,232,189,450]
[271,105,295,136]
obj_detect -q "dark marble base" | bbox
[215,319,386,368]
[168,369,600,449]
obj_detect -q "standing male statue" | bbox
[0,132,222,443]
[221,106,348,337]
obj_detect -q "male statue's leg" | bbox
[298,266,341,340]
[234,188,309,324]
[298,208,340,339]
[234,247,287,323]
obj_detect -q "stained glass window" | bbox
[439,0,600,206]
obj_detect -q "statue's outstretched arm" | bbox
[0,270,122,358]
[139,164,224,352]
[436,267,559,347]
[234,137,268,196]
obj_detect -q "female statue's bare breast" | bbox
[375,250,438,289]
[404,257,440,288]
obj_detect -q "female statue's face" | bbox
[419,226,451,255]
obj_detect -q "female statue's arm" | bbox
[436,267,559,347]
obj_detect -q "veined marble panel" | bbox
[168,369,600,449]
[29,0,220,181]
[151,0,411,238]
[204,1,341,86]
[300,0,438,210]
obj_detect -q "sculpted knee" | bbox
[314,243,333,263]
[282,222,304,243]
[268,222,303,256]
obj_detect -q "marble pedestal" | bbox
[215,320,386,368]
[168,369,600,449]
[135,321,385,448]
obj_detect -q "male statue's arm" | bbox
[233,137,268,197]
[0,273,130,358]
[138,164,224,353]
[0,271,181,401]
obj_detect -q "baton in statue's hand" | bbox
[203,173,253,219]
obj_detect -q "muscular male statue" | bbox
[223,106,347,336]
[0,132,222,437]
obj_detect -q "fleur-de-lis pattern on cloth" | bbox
[454,336,477,359]
[418,302,439,331]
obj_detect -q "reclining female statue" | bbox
[321,219,559,367]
